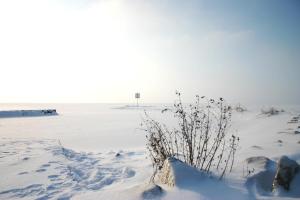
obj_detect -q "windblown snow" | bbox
[0,104,299,200]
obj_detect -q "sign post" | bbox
[135,93,140,107]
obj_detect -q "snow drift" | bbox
[0,109,58,118]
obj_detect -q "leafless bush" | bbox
[141,92,239,180]
[234,103,247,112]
[261,107,283,116]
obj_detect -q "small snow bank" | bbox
[288,115,300,124]
[245,156,277,195]
[0,109,58,118]
[157,157,207,187]
[156,157,249,199]
[245,156,276,171]
[245,155,300,198]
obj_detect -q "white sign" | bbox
[135,93,140,99]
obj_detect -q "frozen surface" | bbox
[0,104,153,151]
[0,104,300,200]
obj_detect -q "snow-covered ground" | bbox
[0,104,300,200]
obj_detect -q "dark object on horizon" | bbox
[261,107,281,116]
[41,109,57,114]
[235,103,247,112]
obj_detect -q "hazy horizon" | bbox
[0,0,299,105]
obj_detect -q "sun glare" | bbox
[0,0,163,103]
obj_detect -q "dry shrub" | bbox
[261,107,283,116]
[142,92,239,180]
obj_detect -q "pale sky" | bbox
[0,0,299,104]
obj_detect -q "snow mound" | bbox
[155,157,249,199]
[245,156,276,170]
[157,157,207,187]
[245,155,300,198]
[288,116,299,124]
[0,109,58,118]
[245,156,277,196]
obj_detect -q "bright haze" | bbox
[0,0,299,104]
